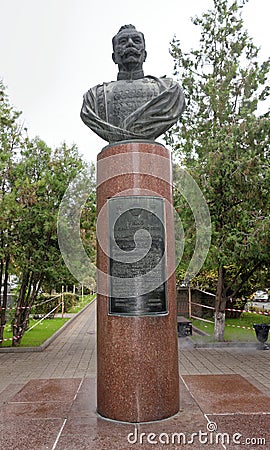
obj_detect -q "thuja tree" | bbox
[57,161,97,293]
[167,0,270,340]
[0,80,25,343]
[0,82,96,346]
[12,139,85,345]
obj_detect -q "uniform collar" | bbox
[117,69,144,80]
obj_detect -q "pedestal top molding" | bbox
[80,24,185,143]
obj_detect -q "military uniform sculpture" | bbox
[80,24,185,143]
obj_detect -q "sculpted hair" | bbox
[112,24,145,48]
[118,24,136,33]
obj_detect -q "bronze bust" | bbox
[80,25,185,143]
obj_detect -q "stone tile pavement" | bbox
[0,300,97,406]
[179,345,270,396]
[0,299,269,449]
[1,299,269,399]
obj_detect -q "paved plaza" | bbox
[0,299,269,449]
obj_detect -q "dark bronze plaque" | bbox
[108,196,167,316]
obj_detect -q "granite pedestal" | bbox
[96,141,179,423]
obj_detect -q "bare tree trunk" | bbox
[12,271,29,346]
[0,259,4,344]
[214,265,227,341]
[12,273,43,346]
[0,258,10,344]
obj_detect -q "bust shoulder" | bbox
[81,74,185,143]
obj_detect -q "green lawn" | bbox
[1,294,96,348]
[2,318,69,347]
[191,312,270,342]
[66,293,96,313]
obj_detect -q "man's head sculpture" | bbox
[112,25,147,78]
[80,25,185,143]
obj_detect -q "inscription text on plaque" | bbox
[108,196,167,316]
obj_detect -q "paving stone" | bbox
[183,374,270,414]
[0,300,269,449]
[0,400,73,419]
[11,378,81,403]
[0,417,64,450]
[206,413,270,449]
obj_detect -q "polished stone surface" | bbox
[0,375,268,449]
[96,141,179,422]
[0,417,64,450]
[0,304,269,448]
[183,374,270,413]
[10,378,81,403]
[0,400,73,419]
[207,414,269,450]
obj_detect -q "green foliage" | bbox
[168,0,270,339]
[32,292,94,316]
[3,318,69,347]
[192,311,270,343]
[79,163,97,284]
[0,79,25,342]
[67,293,95,314]
[11,138,88,344]
[0,80,97,345]
[57,163,96,288]
[32,293,63,317]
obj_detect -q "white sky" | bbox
[1,0,269,162]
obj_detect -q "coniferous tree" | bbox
[167,0,270,340]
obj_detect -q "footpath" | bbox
[0,299,269,449]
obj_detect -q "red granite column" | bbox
[96,141,179,423]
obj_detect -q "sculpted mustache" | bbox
[118,48,142,56]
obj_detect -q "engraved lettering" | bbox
[108,196,167,316]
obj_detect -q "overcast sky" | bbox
[1,0,269,162]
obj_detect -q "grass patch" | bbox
[191,312,270,343]
[1,318,69,348]
[0,293,96,348]
[67,293,96,314]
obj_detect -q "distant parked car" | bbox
[245,289,270,312]
[253,290,269,302]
